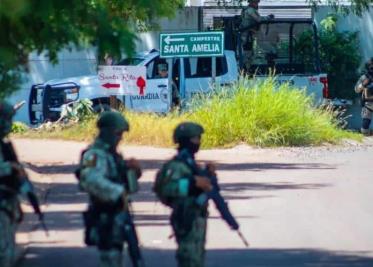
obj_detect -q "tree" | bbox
[294,14,361,99]
[0,0,184,98]
[307,0,372,16]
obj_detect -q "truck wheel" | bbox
[92,98,124,113]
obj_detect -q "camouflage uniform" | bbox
[154,122,211,267]
[355,58,373,135]
[77,111,143,267]
[239,0,261,71]
[0,101,23,267]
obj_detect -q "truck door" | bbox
[184,55,229,100]
[125,56,172,113]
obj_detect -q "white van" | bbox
[29,49,238,124]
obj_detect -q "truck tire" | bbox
[92,98,124,113]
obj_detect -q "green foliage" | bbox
[11,121,29,134]
[187,77,359,147]
[17,77,360,147]
[307,0,372,16]
[0,0,184,99]
[61,99,94,122]
[294,14,361,99]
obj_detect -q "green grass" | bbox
[14,76,361,148]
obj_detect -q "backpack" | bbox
[153,161,174,207]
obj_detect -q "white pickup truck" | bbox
[29,23,328,124]
[29,49,238,124]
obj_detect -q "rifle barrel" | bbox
[237,230,249,248]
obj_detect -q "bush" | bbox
[188,77,359,147]
[11,122,29,134]
[295,14,361,99]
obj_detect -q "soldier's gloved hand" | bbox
[127,158,142,179]
[267,14,275,20]
[11,162,27,178]
[205,162,217,177]
[195,176,212,192]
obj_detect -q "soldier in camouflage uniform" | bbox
[77,111,143,267]
[239,0,262,72]
[355,58,373,135]
[154,122,213,267]
[239,0,275,72]
[0,101,40,267]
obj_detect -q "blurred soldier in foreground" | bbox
[154,122,247,267]
[355,58,373,135]
[76,111,144,267]
[0,101,43,267]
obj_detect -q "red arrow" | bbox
[102,83,120,89]
[136,76,146,96]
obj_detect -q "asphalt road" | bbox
[14,138,373,267]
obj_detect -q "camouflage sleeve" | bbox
[355,75,366,94]
[0,161,12,177]
[79,149,124,203]
[247,8,261,23]
[161,162,192,198]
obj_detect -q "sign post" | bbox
[159,31,224,99]
[160,32,224,58]
[98,65,147,96]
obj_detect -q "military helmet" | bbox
[97,111,129,132]
[0,100,15,121]
[173,122,204,143]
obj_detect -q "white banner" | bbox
[98,65,147,96]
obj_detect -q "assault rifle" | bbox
[119,161,144,267]
[120,207,145,267]
[176,149,249,247]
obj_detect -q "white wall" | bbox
[8,47,97,124]
[135,7,200,51]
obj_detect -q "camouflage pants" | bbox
[0,211,16,267]
[175,216,207,267]
[361,106,373,134]
[99,249,123,267]
[240,31,254,72]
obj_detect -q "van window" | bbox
[185,56,228,78]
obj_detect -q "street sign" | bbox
[159,32,224,58]
[98,65,147,96]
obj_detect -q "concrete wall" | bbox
[135,7,200,52]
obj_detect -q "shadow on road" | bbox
[25,161,335,175]
[19,246,373,267]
